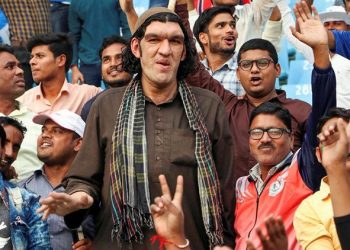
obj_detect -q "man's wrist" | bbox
[165,235,188,248]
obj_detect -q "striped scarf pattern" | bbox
[110,79,224,246]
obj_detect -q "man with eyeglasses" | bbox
[186,34,312,182]
[233,4,337,248]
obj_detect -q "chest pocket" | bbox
[170,129,197,167]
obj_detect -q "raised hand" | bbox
[150,175,188,247]
[318,118,349,171]
[246,216,288,250]
[37,191,93,220]
[290,1,328,48]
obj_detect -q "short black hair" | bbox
[193,6,234,52]
[237,38,278,64]
[122,12,196,81]
[0,117,27,137]
[249,102,292,131]
[317,107,350,134]
[0,44,14,55]
[0,125,5,148]
[27,33,73,73]
[99,35,129,59]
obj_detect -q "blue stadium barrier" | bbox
[281,84,312,104]
[287,59,313,85]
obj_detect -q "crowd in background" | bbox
[0,0,349,249]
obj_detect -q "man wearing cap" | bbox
[38,7,235,250]
[320,5,350,31]
[20,110,95,249]
[319,5,350,109]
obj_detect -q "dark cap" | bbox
[134,7,178,34]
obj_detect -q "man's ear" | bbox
[315,146,322,163]
[56,54,66,68]
[74,138,82,152]
[274,63,281,78]
[131,38,141,59]
[199,32,208,47]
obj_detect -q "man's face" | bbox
[200,13,237,56]
[30,45,65,83]
[0,52,25,99]
[345,0,350,13]
[131,21,186,89]
[1,125,23,169]
[237,49,280,99]
[249,114,293,168]
[323,20,348,31]
[213,0,239,7]
[37,120,80,166]
[101,43,132,88]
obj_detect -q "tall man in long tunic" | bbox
[38,7,235,250]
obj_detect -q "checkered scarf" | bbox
[110,79,224,246]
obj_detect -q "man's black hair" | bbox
[0,117,27,137]
[0,44,14,55]
[27,33,73,73]
[249,102,292,131]
[237,38,278,64]
[99,35,129,59]
[317,107,350,134]
[193,6,234,52]
[122,12,196,81]
[0,125,5,148]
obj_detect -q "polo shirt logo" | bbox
[269,172,288,197]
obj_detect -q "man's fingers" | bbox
[36,204,48,214]
[256,228,271,249]
[159,175,172,200]
[275,217,287,237]
[311,5,320,20]
[301,1,312,19]
[173,175,183,205]
[160,194,180,216]
[246,240,257,250]
[295,3,307,22]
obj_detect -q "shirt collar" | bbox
[0,101,28,116]
[319,177,330,200]
[200,53,237,71]
[35,79,69,99]
[248,151,293,182]
[242,89,287,103]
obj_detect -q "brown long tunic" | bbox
[63,86,235,249]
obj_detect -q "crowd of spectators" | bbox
[0,0,349,249]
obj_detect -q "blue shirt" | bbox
[69,0,131,65]
[332,30,350,60]
[20,168,95,249]
[0,173,51,249]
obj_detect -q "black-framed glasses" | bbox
[238,58,274,71]
[248,128,291,140]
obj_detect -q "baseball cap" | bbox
[33,109,85,137]
[319,6,350,25]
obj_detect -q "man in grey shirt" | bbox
[20,109,94,249]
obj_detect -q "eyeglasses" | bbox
[248,128,291,140]
[238,58,274,71]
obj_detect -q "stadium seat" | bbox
[287,59,313,85]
